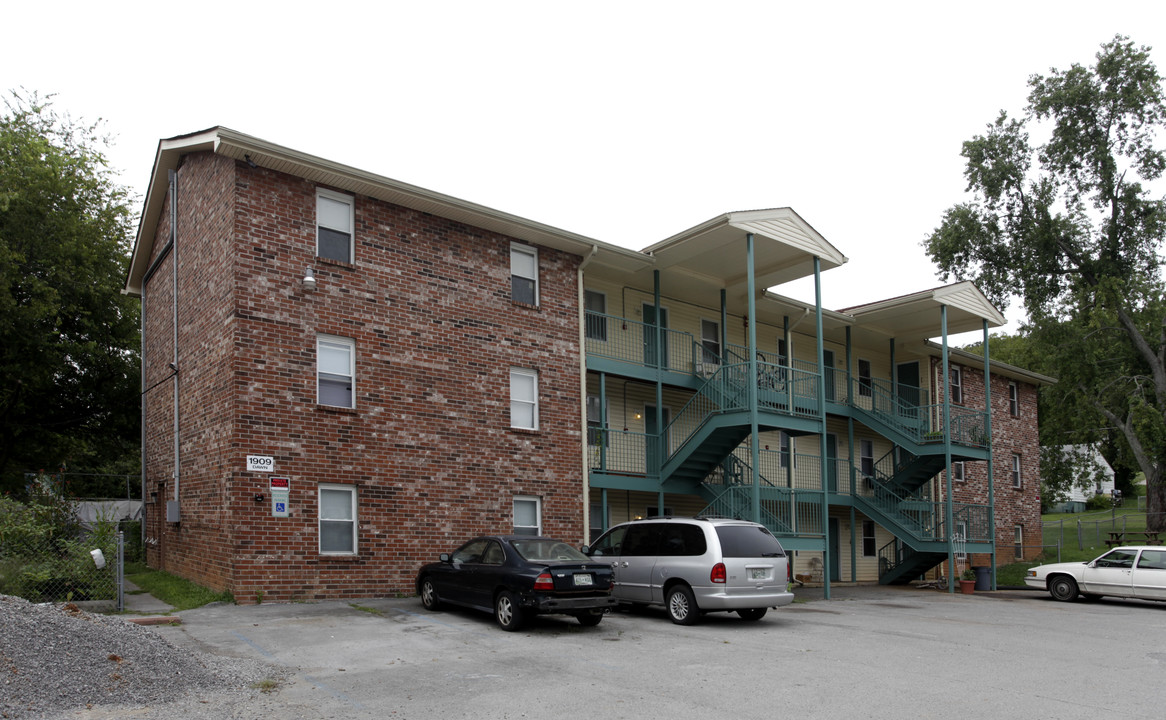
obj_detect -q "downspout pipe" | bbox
[170,169,180,508]
[579,245,597,536]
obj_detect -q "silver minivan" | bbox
[584,516,794,624]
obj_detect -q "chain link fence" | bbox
[0,530,125,611]
[1042,511,1166,552]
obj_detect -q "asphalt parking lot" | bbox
[148,585,1166,719]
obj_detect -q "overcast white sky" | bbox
[6,1,1166,341]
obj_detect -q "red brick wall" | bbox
[932,358,1042,565]
[142,153,584,602]
[141,152,238,592]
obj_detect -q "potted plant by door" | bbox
[959,568,976,594]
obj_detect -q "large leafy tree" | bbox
[0,92,140,493]
[926,36,1166,530]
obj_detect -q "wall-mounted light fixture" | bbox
[302,268,317,291]
[633,412,642,420]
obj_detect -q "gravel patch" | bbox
[0,595,288,719]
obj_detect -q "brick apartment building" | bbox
[124,128,1049,602]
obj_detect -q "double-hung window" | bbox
[317,189,354,263]
[862,520,877,557]
[514,496,541,535]
[318,335,355,408]
[1009,382,1020,417]
[950,366,963,404]
[1012,454,1022,488]
[510,368,538,430]
[584,290,607,341]
[319,484,357,555]
[511,244,538,305]
[1014,525,1024,559]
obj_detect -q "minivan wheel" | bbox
[666,585,699,625]
[738,608,767,621]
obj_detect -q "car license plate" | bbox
[574,573,593,587]
[749,568,768,580]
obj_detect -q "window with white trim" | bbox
[858,358,872,397]
[1009,382,1019,417]
[514,496,541,535]
[955,520,968,560]
[510,368,538,430]
[317,189,354,263]
[1011,453,1022,488]
[511,243,538,305]
[1014,525,1024,559]
[319,484,357,554]
[950,366,963,404]
[952,461,965,483]
[318,335,355,408]
[584,290,607,341]
[862,520,876,557]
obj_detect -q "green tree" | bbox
[926,36,1166,530]
[0,92,140,493]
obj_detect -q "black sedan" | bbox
[416,535,618,631]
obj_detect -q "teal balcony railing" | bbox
[584,311,697,375]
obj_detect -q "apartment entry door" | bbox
[896,361,921,421]
[642,304,670,369]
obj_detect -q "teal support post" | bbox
[941,305,955,593]
[814,257,830,599]
[720,289,728,364]
[847,324,857,581]
[600,488,608,535]
[983,319,996,589]
[598,373,607,471]
[746,234,761,524]
[654,271,665,513]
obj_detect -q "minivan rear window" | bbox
[715,525,786,558]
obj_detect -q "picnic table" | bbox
[1105,531,1164,547]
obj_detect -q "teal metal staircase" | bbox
[877,541,947,585]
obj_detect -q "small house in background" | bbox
[1047,444,1115,513]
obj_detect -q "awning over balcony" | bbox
[840,281,1006,341]
[588,208,848,311]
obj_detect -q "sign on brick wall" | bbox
[270,477,290,518]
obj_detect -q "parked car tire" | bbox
[575,611,604,627]
[419,577,441,610]
[737,608,768,621]
[666,585,700,625]
[1048,575,1079,602]
[495,590,526,631]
